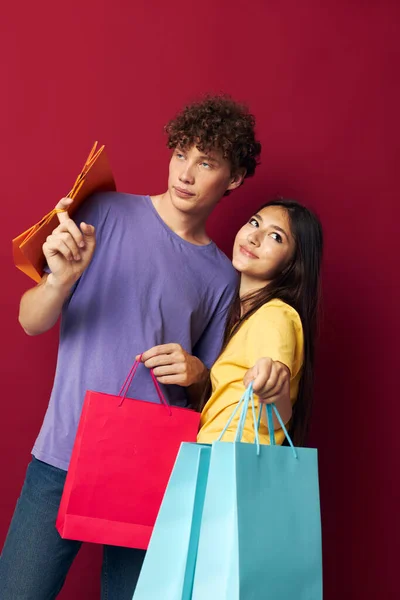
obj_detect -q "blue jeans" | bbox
[0,457,145,599]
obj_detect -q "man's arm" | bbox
[19,274,75,336]
[138,282,236,405]
[18,197,96,336]
[137,344,209,409]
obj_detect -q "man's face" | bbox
[167,145,242,216]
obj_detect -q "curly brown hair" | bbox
[165,95,261,184]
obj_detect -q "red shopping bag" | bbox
[56,360,200,549]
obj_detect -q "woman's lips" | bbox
[239,245,258,259]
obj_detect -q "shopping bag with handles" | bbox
[13,141,116,282]
[192,384,323,599]
[56,359,200,550]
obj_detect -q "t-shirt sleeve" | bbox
[241,304,303,377]
[192,284,237,370]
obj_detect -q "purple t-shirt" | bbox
[32,193,238,470]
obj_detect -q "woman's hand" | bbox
[244,357,290,403]
[244,357,292,429]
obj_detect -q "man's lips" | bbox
[239,245,258,259]
[174,186,195,198]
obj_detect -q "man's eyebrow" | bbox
[199,153,221,164]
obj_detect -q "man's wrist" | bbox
[45,273,76,297]
[190,356,209,386]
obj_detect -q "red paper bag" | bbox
[56,361,200,549]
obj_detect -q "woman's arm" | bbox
[243,357,292,429]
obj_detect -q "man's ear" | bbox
[227,169,247,192]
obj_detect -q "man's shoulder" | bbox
[207,244,237,281]
[81,192,151,228]
[89,191,148,211]
[197,246,238,309]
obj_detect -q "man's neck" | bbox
[150,192,212,246]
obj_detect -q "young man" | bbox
[0,96,285,599]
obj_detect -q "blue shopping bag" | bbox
[192,385,323,600]
[133,442,211,600]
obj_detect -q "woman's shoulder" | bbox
[250,299,303,331]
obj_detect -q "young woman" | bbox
[197,198,323,447]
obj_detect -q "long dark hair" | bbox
[202,199,323,446]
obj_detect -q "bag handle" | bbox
[217,384,261,454]
[219,383,297,458]
[217,388,246,441]
[258,401,298,458]
[252,383,297,457]
[118,354,172,415]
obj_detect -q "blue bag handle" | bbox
[217,389,248,442]
[219,383,297,459]
[218,385,260,450]
[260,401,298,459]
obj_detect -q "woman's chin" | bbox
[232,260,254,276]
[232,257,245,272]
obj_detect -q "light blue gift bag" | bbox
[133,442,211,600]
[192,385,323,600]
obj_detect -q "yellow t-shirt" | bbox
[197,299,304,445]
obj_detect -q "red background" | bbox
[1,2,399,598]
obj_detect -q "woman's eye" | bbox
[176,152,185,159]
[248,217,259,227]
[270,232,283,243]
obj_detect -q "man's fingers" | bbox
[144,353,186,371]
[63,220,85,248]
[80,222,96,238]
[43,237,74,262]
[57,232,81,260]
[54,218,86,249]
[153,343,180,355]
[140,344,180,363]
[152,363,185,377]
[55,198,73,224]
[143,354,173,369]
[155,374,184,385]
[47,226,82,260]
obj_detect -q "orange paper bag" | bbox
[12,142,116,282]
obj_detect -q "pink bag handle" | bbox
[118,354,172,415]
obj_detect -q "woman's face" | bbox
[232,205,296,285]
